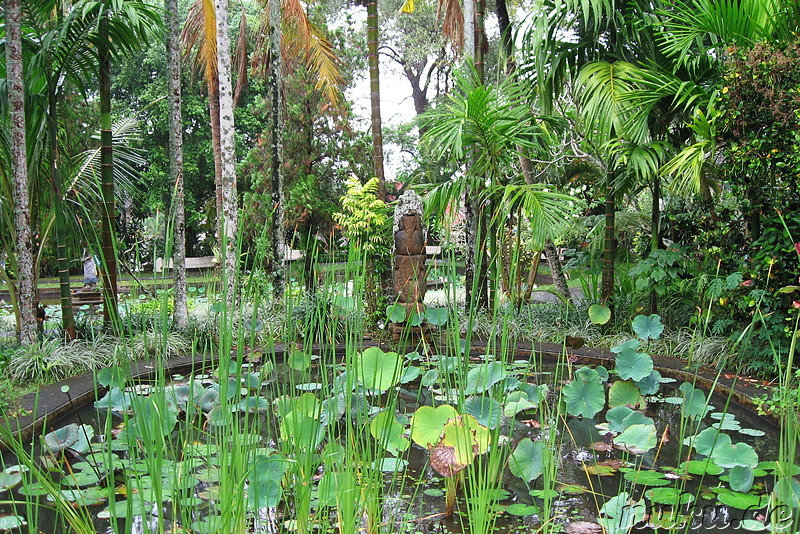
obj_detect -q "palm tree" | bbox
[4,0,37,344]
[165,0,188,328]
[214,0,238,302]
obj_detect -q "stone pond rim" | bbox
[0,340,778,448]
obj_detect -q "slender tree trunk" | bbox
[99,9,119,328]
[473,0,485,79]
[215,0,239,303]
[49,90,76,341]
[269,0,285,297]
[209,79,224,242]
[166,0,188,328]
[649,175,662,314]
[544,241,572,305]
[601,171,616,305]
[365,0,385,199]
[6,0,37,344]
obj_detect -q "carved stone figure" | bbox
[390,191,429,335]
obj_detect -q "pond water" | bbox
[1,347,796,534]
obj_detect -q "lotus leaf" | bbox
[373,457,408,472]
[679,459,724,476]
[632,314,664,340]
[728,465,755,492]
[598,492,645,534]
[279,411,325,450]
[410,405,458,448]
[507,503,538,516]
[0,516,26,530]
[246,480,282,510]
[318,471,358,507]
[563,373,604,418]
[711,442,759,469]
[588,304,611,325]
[94,388,133,412]
[43,424,94,455]
[465,362,507,394]
[608,380,645,408]
[615,349,654,382]
[679,382,712,419]
[355,347,403,391]
[287,350,311,371]
[615,424,657,454]
[634,370,662,395]
[685,426,731,456]
[425,307,449,326]
[463,396,503,429]
[645,487,695,506]
[370,410,410,455]
[503,391,537,417]
[386,304,406,323]
[509,438,545,482]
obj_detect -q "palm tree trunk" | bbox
[365,0,385,199]
[49,89,76,341]
[601,170,615,305]
[99,9,120,328]
[166,0,188,328]
[6,0,37,344]
[649,174,661,314]
[209,78,224,242]
[269,0,285,298]
[544,241,572,305]
[215,0,239,303]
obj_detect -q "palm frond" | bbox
[181,0,218,87]
[492,184,578,248]
[436,0,464,53]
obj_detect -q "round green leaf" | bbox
[287,350,311,371]
[563,379,604,418]
[616,424,657,454]
[679,459,724,476]
[386,304,407,323]
[355,347,403,391]
[425,307,449,326]
[463,396,503,429]
[506,503,538,516]
[465,362,507,395]
[509,438,545,482]
[608,380,645,408]
[685,427,732,456]
[410,405,458,448]
[615,349,654,382]
[623,470,669,486]
[646,488,695,506]
[632,314,664,340]
[588,304,611,325]
[716,490,768,510]
[712,442,759,469]
[729,465,755,493]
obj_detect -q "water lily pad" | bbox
[728,465,755,493]
[645,487,695,506]
[712,442,759,469]
[615,349,654,382]
[355,347,403,391]
[615,424,657,454]
[716,490,768,510]
[370,410,410,455]
[400,366,422,384]
[94,387,133,412]
[679,459,724,476]
[623,470,669,486]
[599,492,645,534]
[246,480,282,510]
[421,369,438,387]
[685,426,732,456]
[0,515,26,530]
[465,362,507,395]
[608,380,645,408]
[0,471,22,491]
[632,314,664,340]
[563,368,605,418]
[738,428,766,437]
[373,457,408,472]
[410,405,458,448]
[509,438,545,482]
[424,488,444,497]
[507,503,538,516]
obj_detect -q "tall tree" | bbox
[357,0,385,199]
[5,0,37,344]
[165,0,188,328]
[215,0,238,301]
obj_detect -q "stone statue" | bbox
[391,191,428,333]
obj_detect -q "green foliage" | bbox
[628,248,686,297]
[333,177,390,256]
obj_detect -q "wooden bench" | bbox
[155,255,217,273]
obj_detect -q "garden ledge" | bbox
[1,341,775,449]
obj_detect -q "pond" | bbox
[1,330,798,534]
